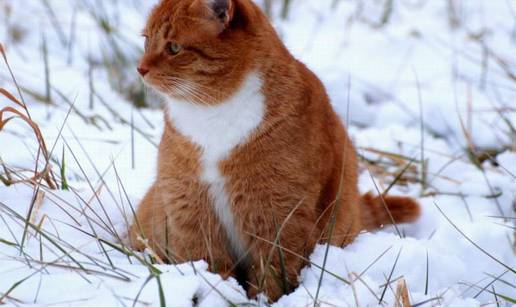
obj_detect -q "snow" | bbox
[0,0,515,306]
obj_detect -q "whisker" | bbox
[152,74,223,106]
[165,76,225,97]
[164,81,210,106]
[168,81,216,105]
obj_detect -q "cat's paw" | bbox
[127,225,147,252]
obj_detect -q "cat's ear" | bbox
[189,0,235,33]
[211,0,235,27]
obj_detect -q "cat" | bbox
[129,0,420,301]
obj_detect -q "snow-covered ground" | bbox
[0,0,514,306]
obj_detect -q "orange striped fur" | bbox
[129,0,420,301]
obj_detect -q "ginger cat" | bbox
[129,0,420,301]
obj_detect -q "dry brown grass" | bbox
[0,43,61,190]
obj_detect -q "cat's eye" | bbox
[167,42,182,55]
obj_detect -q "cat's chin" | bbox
[152,88,188,103]
[140,77,159,90]
[140,81,176,100]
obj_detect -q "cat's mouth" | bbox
[142,74,214,104]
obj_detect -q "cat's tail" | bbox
[360,192,421,230]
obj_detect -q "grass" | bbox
[0,0,515,306]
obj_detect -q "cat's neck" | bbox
[164,71,266,163]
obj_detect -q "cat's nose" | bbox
[137,66,149,77]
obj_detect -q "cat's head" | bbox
[138,0,265,104]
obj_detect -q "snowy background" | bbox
[0,0,515,306]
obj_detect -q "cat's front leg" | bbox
[128,183,167,254]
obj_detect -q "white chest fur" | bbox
[166,72,266,259]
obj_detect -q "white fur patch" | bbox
[166,72,265,259]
